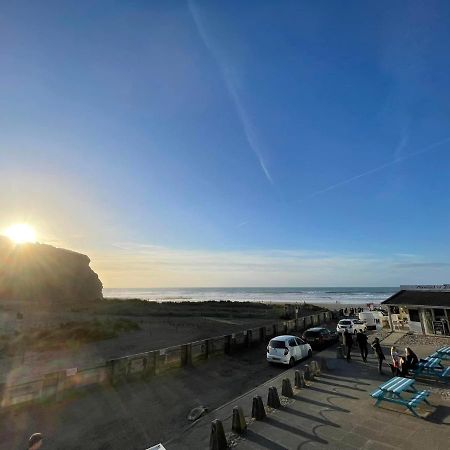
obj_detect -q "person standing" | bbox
[343,329,353,362]
[405,347,419,371]
[390,346,401,376]
[371,337,385,374]
[356,329,368,362]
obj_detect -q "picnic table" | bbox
[414,357,450,382]
[371,376,430,417]
[435,346,450,361]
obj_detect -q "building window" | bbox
[409,309,420,322]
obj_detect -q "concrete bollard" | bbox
[336,345,345,359]
[251,395,266,420]
[281,378,294,398]
[295,369,306,388]
[304,364,314,381]
[232,406,247,434]
[267,386,281,409]
[209,419,228,450]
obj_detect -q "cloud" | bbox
[188,0,273,185]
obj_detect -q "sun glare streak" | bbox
[4,223,37,244]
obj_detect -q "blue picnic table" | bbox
[371,376,430,417]
[435,346,450,361]
[414,357,450,382]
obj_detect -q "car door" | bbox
[295,337,306,358]
[321,329,330,343]
[288,338,298,360]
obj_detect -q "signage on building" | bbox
[400,284,450,291]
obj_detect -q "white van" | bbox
[359,311,386,330]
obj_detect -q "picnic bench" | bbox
[413,357,450,382]
[370,376,430,417]
[434,346,450,361]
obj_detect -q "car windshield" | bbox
[269,340,286,348]
[340,320,352,325]
[304,330,320,337]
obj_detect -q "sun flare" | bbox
[4,223,37,244]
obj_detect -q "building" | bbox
[381,285,450,335]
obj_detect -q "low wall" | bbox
[0,310,332,408]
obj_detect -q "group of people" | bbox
[389,346,419,376]
[341,329,419,376]
[342,329,369,362]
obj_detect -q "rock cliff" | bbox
[0,237,103,304]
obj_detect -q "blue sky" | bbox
[1,0,450,287]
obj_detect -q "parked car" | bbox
[266,335,312,366]
[336,318,367,334]
[302,327,338,349]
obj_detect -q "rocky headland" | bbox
[0,237,103,305]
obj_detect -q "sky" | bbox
[1,0,450,287]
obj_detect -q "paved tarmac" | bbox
[167,344,450,450]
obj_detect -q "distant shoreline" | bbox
[103,296,383,311]
[102,286,395,307]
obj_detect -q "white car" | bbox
[266,335,312,366]
[336,319,367,334]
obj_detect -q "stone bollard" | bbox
[251,395,266,420]
[304,364,314,381]
[295,369,306,388]
[336,345,345,359]
[232,406,247,434]
[209,419,228,450]
[281,378,294,398]
[267,386,281,409]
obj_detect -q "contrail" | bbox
[300,136,450,202]
[188,0,274,185]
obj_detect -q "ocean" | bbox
[102,287,396,306]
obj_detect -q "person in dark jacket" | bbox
[371,337,385,374]
[404,347,419,372]
[356,329,368,362]
[343,329,353,362]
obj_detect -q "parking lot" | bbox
[168,341,450,449]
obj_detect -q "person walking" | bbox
[343,329,353,362]
[371,337,385,374]
[356,329,368,362]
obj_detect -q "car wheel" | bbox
[308,349,312,358]
[289,357,295,367]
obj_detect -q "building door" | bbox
[422,309,434,334]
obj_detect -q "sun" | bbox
[4,223,37,244]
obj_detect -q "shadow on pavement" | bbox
[306,385,359,400]
[243,429,289,450]
[313,378,367,392]
[426,405,450,425]
[293,394,350,413]
[264,416,328,444]
[282,405,341,428]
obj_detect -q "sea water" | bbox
[103,287,396,305]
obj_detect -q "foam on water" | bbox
[103,287,396,305]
